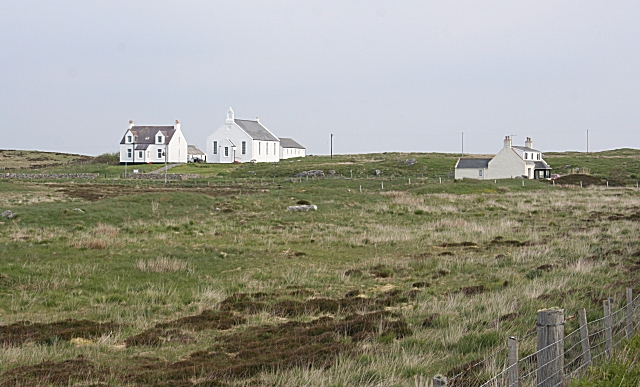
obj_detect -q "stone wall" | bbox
[1,173,99,179]
[124,173,200,180]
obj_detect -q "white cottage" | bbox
[206,108,281,163]
[455,136,551,180]
[119,120,188,164]
[279,138,306,159]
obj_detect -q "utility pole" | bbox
[164,144,168,185]
[586,130,589,153]
[330,133,333,159]
[461,132,464,157]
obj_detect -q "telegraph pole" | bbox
[330,134,333,159]
[461,132,464,157]
[164,144,168,185]
[586,130,589,153]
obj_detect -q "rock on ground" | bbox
[287,205,318,212]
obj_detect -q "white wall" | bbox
[253,139,279,163]
[280,147,306,159]
[455,168,487,180]
[206,124,254,163]
[487,147,526,179]
[166,128,188,163]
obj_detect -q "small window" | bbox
[158,149,163,158]
[273,143,276,155]
[127,135,132,143]
[242,141,246,155]
[139,151,143,159]
[537,153,540,160]
[224,147,229,157]
[258,142,261,155]
[157,135,162,143]
[127,149,132,158]
[213,141,217,154]
[479,170,483,177]
[524,153,528,160]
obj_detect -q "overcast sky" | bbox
[1,1,639,156]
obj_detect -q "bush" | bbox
[92,152,119,164]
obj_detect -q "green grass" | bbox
[1,149,640,386]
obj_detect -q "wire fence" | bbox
[433,288,640,387]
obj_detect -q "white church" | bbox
[206,108,306,163]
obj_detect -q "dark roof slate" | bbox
[234,119,279,141]
[120,126,177,145]
[512,146,542,153]
[534,161,551,169]
[456,158,491,169]
[279,137,305,149]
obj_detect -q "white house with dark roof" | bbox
[279,138,306,159]
[119,120,188,164]
[455,136,551,180]
[187,145,206,162]
[206,108,305,163]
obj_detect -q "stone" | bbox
[328,170,336,175]
[404,158,417,166]
[1,210,13,219]
[287,204,318,212]
[294,170,324,178]
[74,208,85,213]
[374,170,382,176]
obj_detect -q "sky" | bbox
[1,1,639,156]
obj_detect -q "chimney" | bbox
[256,117,259,122]
[525,137,533,149]
[503,135,512,149]
[174,119,180,130]
[129,120,134,129]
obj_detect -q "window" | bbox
[274,143,276,155]
[158,149,163,158]
[213,141,217,154]
[524,153,528,159]
[127,135,132,143]
[224,147,229,157]
[537,153,540,160]
[479,170,483,177]
[258,142,261,155]
[138,151,143,159]
[242,141,246,155]
[127,149,132,158]
[157,136,162,143]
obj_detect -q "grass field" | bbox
[0,150,639,386]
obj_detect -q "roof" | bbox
[134,144,149,150]
[279,138,305,149]
[456,158,491,169]
[120,126,177,145]
[234,119,279,141]
[512,146,542,153]
[534,161,551,169]
[187,145,205,155]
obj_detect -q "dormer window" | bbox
[127,135,132,143]
[157,135,163,144]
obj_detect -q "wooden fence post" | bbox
[508,336,519,387]
[604,299,613,359]
[536,308,564,387]
[627,288,634,340]
[432,374,447,387]
[578,308,592,369]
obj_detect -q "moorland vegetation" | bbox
[1,149,640,386]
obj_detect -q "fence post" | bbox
[508,336,519,387]
[627,288,634,339]
[432,374,447,387]
[536,308,564,387]
[604,299,613,359]
[578,308,592,369]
